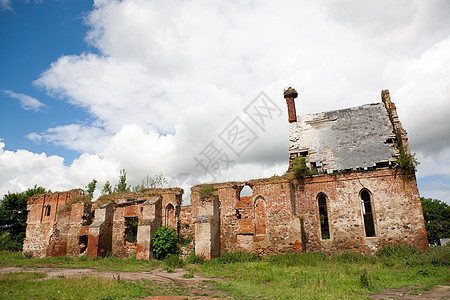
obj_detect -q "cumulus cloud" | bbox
[3,90,46,112]
[2,0,449,203]
[383,37,450,154]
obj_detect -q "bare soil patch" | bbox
[369,285,449,300]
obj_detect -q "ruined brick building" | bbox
[23,89,428,259]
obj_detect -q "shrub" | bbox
[199,184,214,198]
[395,145,419,172]
[152,226,178,260]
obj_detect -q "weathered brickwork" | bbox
[23,88,428,260]
[23,188,183,259]
[23,189,85,258]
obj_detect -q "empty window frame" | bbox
[124,217,139,244]
[79,235,88,254]
[360,189,376,237]
[317,193,330,239]
[44,205,51,217]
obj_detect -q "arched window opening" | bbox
[44,205,51,217]
[164,203,176,228]
[361,190,376,237]
[317,193,330,240]
[254,196,267,235]
[240,185,253,197]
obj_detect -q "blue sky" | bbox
[1,0,449,203]
[1,0,93,163]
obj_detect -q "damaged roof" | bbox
[289,102,399,172]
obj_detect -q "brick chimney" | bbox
[283,87,298,123]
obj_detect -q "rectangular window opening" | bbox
[124,217,139,244]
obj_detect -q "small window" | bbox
[44,205,51,217]
[124,217,139,244]
[318,193,330,240]
[361,190,375,237]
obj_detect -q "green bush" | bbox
[395,145,419,172]
[152,226,178,260]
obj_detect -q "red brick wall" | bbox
[23,190,85,258]
[190,168,428,257]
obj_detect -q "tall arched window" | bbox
[360,189,376,237]
[317,193,330,239]
[164,203,175,228]
[44,205,51,217]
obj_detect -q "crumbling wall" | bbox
[108,188,183,259]
[295,168,428,254]
[190,169,427,258]
[23,190,85,258]
[87,202,114,258]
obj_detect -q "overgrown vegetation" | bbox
[421,197,450,245]
[395,145,419,172]
[0,245,448,299]
[114,169,131,193]
[152,226,178,260]
[0,272,151,300]
[199,184,214,198]
[85,179,97,199]
[132,172,168,192]
[198,245,449,299]
[0,186,50,251]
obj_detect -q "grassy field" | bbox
[0,245,449,299]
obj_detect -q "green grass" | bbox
[0,273,152,300]
[0,251,162,272]
[1,245,449,299]
[197,246,450,299]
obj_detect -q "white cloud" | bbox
[383,37,450,154]
[2,0,450,202]
[27,124,110,153]
[3,90,46,112]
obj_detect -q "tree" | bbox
[0,185,50,251]
[421,197,450,245]
[133,173,168,192]
[114,169,130,193]
[102,180,112,195]
[86,179,97,199]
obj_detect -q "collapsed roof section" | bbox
[289,95,403,173]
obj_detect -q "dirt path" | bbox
[1,266,448,299]
[0,266,230,299]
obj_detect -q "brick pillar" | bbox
[283,87,298,123]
